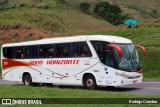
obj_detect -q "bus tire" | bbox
[23,74,32,86]
[84,75,96,90]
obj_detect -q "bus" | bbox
[1,35,146,89]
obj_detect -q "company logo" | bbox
[2,99,12,105]
[1,99,42,105]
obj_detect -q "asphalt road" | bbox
[0,79,160,96]
[116,82,160,96]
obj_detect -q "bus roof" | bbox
[2,35,132,47]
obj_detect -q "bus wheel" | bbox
[84,75,96,90]
[23,74,32,86]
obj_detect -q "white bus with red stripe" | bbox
[1,35,146,89]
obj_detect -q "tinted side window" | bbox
[56,43,71,57]
[72,42,92,57]
[91,41,116,68]
[39,45,54,58]
[25,46,38,58]
[3,47,14,59]
[91,41,104,58]
[14,47,25,59]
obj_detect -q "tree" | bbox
[32,0,42,4]
[93,1,110,17]
[104,12,121,25]
[79,2,91,13]
[0,0,8,10]
[152,10,157,14]
[93,1,128,25]
[79,1,131,25]
[108,4,122,14]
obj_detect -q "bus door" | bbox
[103,47,118,86]
[91,41,118,86]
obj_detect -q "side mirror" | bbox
[106,44,122,57]
[135,45,146,56]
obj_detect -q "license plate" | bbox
[133,80,137,83]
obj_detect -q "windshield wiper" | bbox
[131,54,140,69]
[133,58,140,68]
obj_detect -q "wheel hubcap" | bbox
[87,79,93,87]
[25,77,31,85]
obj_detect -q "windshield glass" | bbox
[114,44,141,72]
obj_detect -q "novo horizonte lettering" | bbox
[29,60,79,65]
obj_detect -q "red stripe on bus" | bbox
[2,59,30,70]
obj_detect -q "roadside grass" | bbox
[143,71,160,81]
[1,84,158,98]
[86,27,160,80]
[0,84,160,107]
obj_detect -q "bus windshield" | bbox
[113,44,141,72]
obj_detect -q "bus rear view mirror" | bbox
[106,44,122,57]
[135,45,146,56]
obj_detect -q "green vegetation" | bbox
[0,7,113,35]
[65,0,160,24]
[0,0,9,10]
[0,8,67,32]
[79,2,91,14]
[79,1,131,25]
[0,0,57,9]
[0,84,156,98]
[93,1,123,24]
[86,27,160,80]
[0,46,2,76]
[128,4,160,18]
